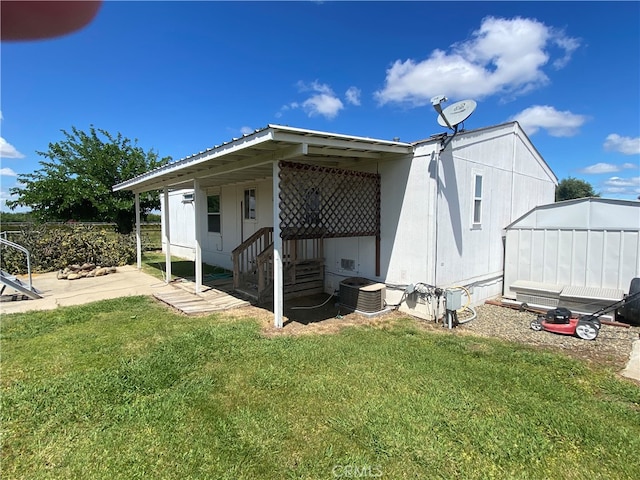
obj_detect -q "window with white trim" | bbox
[207,195,221,233]
[244,188,256,220]
[472,174,483,225]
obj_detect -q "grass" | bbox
[140,251,232,282]
[2,297,640,479]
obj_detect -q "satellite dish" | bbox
[437,99,477,129]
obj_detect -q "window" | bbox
[244,188,256,220]
[473,174,482,225]
[304,187,321,225]
[207,195,221,233]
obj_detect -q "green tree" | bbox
[555,177,599,202]
[7,126,170,233]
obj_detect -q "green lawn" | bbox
[140,251,232,282]
[1,296,639,479]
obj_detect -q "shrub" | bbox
[0,224,137,274]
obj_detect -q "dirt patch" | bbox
[228,295,639,371]
[224,294,395,337]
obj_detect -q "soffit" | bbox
[113,125,413,193]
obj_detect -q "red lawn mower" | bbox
[529,279,640,341]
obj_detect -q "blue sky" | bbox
[1,1,639,211]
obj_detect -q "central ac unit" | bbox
[339,277,386,313]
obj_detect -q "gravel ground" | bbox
[457,304,640,370]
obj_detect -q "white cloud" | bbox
[509,105,587,137]
[603,134,640,155]
[599,176,640,197]
[580,163,619,174]
[280,81,345,120]
[0,168,18,177]
[579,162,639,175]
[0,137,25,159]
[303,95,343,119]
[603,176,640,188]
[240,126,254,135]
[345,87,361,106]
[0,187,22,211]
[375,16,579,106]
[297,80,332,95]
[552,35,580,69]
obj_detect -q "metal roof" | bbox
[506,197,640,230]
[113,124,413,193]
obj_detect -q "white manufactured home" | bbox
[113,121,556,327]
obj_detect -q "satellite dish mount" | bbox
[430,95,477,134]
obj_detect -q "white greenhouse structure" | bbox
[503,197,640,317]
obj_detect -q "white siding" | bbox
[163,180,274,271]
[203,179,274,270]
[161,189,196,260]
[431,124,555,304]
[380,146,437,286]
[504,199,640,295]
[505,228,640,293]
[327,123,556,315]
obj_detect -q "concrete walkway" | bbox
[621,339,640,383]
[0,265,175,315]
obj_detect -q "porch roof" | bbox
[113,124,413,193]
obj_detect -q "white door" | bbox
[240,187,258,242]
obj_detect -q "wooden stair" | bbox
[231,228,325,305]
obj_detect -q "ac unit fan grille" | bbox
[339,277,385,313]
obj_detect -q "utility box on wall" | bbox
[445,289,462,310]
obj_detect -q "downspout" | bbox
[433,131,459,287]
[432,146,441,288]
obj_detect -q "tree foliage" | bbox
[555,177,599,202]
[7,126,170,233]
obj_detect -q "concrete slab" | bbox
[621,339,640,383]
[0,265,174,315]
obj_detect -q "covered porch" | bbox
[112,125,412,327]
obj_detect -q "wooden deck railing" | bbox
[231,227,273,289]
[232,229,324,302]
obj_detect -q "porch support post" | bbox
[273,161,284,328]
[193,179,203,294]
[375,174,381,277]
[134,191,142,270]
[375,235,381,277]
[163,187,172,283]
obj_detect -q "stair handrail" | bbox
[255,243,274,300]
[231,227,274,255]
[231,227,273,289]
[0,236,34,292]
